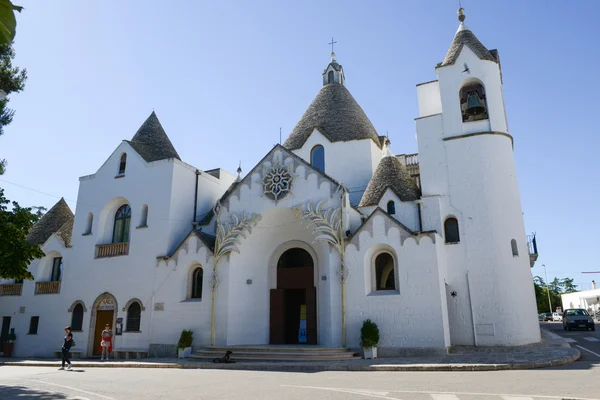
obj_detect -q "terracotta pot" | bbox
[2,342,14,357]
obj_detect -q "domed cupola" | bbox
[283,53,382,150]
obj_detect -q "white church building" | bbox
[0,9,541,358]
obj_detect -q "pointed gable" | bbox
[27,198,74,246]
[127,111,181,162]
[359,156,419,207]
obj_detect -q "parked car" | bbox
[552,312,563,322]
[563,309,595,331]
[538,313,553,322]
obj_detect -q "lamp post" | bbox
[543,264,553,314]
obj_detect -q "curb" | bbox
[0,349,580,372]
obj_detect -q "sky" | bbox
[1,1,599,288]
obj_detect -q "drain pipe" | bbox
[193,170,200,225]
[417,202,423,232]
[466,271,478,347]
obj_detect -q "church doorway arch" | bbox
[87,293,118,357]
[270,247,317,345]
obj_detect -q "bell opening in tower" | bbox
[460,83,488,122]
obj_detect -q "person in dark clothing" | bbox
[59,326,74,370]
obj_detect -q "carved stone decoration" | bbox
[293,200,342,247]
[210,272,219,291]
[262,162,294,202]
[215,212,262,260]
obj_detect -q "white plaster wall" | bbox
[416,80,442,117]
[345,214,448,350]
[151,234,214,348]
[441,135,540,346]
[378,189,419,232]
[415,114,448,197]
[292,130,379,206]
[436,46,508,136]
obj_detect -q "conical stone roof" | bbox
[127,112,181,162]
[284,83,381,150]
[27,198,74,246]
[359,156,419,207]
[439,23,498,67]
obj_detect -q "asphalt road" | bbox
[541,320,600,361]
[1,357,599,400]
[1,323,598,400]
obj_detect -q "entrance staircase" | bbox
[190,345,360,362]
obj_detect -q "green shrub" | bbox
[7,332,16,342]
[177,329,193,349]
[359,319,379,349]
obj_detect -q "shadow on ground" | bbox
[0,384,71,399]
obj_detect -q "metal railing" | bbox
[0,283,23,296]
[35,281,61,295]
[96,242,129,258]
[526,233,538,268]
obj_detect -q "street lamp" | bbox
[543,264,553,314]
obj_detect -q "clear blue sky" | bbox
[1,1,599,287]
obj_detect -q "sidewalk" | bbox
[0,329,580,372]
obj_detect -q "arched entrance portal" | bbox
[87,293,117,357]
[270,248,317,344]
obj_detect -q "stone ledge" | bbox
[0,348,580,372]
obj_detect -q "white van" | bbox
[552,312,563,322]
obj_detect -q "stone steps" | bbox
[190,346,361,362]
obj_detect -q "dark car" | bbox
[538,312,553,322]
[563,309,595,331]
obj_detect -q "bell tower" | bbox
[414,8,540,347]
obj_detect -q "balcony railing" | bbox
[35,281,61,295]
[96,242,129,258]
[0,283,23,296]
[527,233,539,268]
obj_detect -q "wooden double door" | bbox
[270,260,317,345]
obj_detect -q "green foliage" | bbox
[0,1,22,45]
[0,41,27,136]
[359,319,379,349]
[0,188,43,280]
[533,275,579,314]
[177,329,193,349]
[7,331,16,342]
[31,206,47,222]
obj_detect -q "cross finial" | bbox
[328,37,337,55]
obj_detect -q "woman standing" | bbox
[100,324,113,361]
[60,326,74,370]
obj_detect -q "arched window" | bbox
[375,253,395,291]
[387,200,396,215]
[310,145,325,173]
[126,301,141,332]
[459,82,488,122]
[112,204,131,243]
[191,267,203,299]
[511,239,519,256]
[328,70,334,84]
[71,304,84,331]
[139,204,148,227]
[85,212,93,234]
[118,153,127,175]
[444,217,460,243]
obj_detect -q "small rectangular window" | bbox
[51,257,62,282]
[29,316,39,334]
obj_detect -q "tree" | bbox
[0,1,22,44]
[561,277,578,293]
[0,188,43,280]
[532,275,579,314]
[31,206,47,221]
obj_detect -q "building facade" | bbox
[0,10,541,358]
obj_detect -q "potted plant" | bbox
[177,329,193,359]
[2,332,16,357]
[360,319,379,359]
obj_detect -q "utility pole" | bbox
[543,264,553,314]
